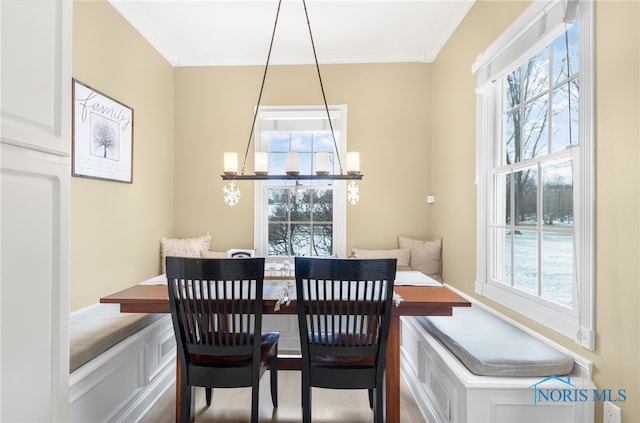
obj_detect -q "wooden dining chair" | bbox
[294,257,397,423]
[166,257,279,423]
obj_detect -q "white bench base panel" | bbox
[69,314,176,422]
[400,314,596,423]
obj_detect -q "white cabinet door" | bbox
[0,1,72,421]
[1,0,72,156]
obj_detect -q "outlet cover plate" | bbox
[604,401,621,423]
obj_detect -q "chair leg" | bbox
[368,388,374,409]
[205,387,212,406]
[251,378,260,423]
[179,382,192,423]
[270,358,278,408]
[302,383,311,423]
[373,385,384,423]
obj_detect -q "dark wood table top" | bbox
[100,281,470,316]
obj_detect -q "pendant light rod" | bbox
[240,0,283,175]
[302,0,344,175]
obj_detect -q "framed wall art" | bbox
[72,79,133,183]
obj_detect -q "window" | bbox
[253,105,347,260]
[473,0,594,349]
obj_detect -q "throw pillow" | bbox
[200,250,228,258]
[397,236,442,280]
[350,248,411,267]
[160,233,212,273]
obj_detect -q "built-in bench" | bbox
[420,305,575,378]
[400,288,596,423]
[69,303,176,422]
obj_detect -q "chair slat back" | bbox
[295,258,396,358]
[166,257,265,359]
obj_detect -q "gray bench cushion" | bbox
[70,304,163,373]
[417,306,574,377]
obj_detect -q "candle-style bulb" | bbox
[224,152,238,175]
[347,152,360,175]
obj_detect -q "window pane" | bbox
[506,67,521,108]
[298,152,312,175]
[268,189,292,255]
[523,47,549,101]
[493,172,511,225]
[291,133,312,152]
[269,134,290,152]
[513,230,538,295]
[290,189,311,221]
[313,133,334,152]
[505,110,519,164]
[312,224,333,256]
[541,232,573,307]
[552,22,580,83]
[269,152,287,175]
[291,223,311,256]
[491,227,511,285]
[514,167,537,226]
[551,82,579,152]
[268,222,289,256]
[268,189,289,220]
[543,159,573,227]
[522,95,548,159]
[312,189,333,222]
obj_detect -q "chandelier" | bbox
[221,0,363,206]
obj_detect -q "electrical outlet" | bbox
[604,401,621,423]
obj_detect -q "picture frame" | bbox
[72,79,134,183]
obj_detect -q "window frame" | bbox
[473,0,595,349]
[253,105,348,260]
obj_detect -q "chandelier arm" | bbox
[302,0,344,175]
[241,0,283,175]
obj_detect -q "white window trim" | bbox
[253,105,347,259]
[474,0,595,350]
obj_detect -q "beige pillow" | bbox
[397,236,442,280]
[160,233,212,273]
[350,248,410,267]
[200,250,228,258]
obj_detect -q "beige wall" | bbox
[432,0,640,422]
[173,63,434,252]
[71,0,174,310]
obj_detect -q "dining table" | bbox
[100,271,470,423]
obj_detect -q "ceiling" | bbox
[109,0,476,67]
